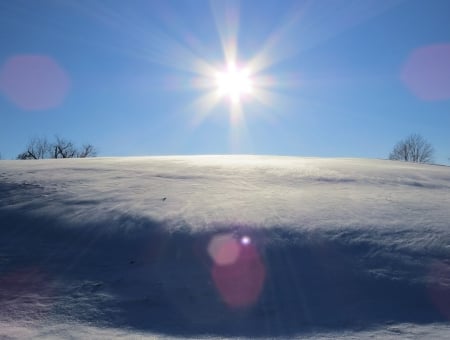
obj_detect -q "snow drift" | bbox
[0,156,449,338]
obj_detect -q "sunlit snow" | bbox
[0,156,449,338]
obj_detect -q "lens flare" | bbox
[401,44,450,101]
[208,234,240,266]
[427,261,450,320]
[0,55,70,111]
[208,233,265,309]
[241,235,251,245]
[0,266,53,318]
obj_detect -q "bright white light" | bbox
[216,63,253,103]
[241,235,251,245]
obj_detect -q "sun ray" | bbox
[209,0,240,67]
[69,0,353,153]
[69,1,219,78]
[248,0,404,74]
[189,91,222,128]
[229,101,252,153]
[247,4,306,74]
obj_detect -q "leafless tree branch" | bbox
[17,136,97,160]
[389,134,434,164]
[77,144,97,158]
[16,137,51,160]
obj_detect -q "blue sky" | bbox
[1,0,449,164]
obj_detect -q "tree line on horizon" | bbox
[0,133,444,164]
[16,136,97,160]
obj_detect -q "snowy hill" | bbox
[0,156,449,339]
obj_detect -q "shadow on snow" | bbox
[0,188,448,337]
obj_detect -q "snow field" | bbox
[0,156,449,338]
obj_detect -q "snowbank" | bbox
[0,156,449,338]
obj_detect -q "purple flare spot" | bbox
[0,54,70,110]
[401,44,450,101]
[209,233,266,308]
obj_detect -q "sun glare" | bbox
[216,63,253,103]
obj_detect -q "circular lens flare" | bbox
[208,233,265,309]
[0,55,70,111]
[241,235,251,245]
[208,234,240,266]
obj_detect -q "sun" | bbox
[215,63,253,103]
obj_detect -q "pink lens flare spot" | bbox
[401,44,450,101]
[209,233,266,309]
[0,54,70,110]
[0,266,54,316]
[427,261,450,320]
[208,234,241,266]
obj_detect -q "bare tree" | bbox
[17,137,51,160]
[53,136,77,159]
[17,136,97,159]
[77,144,97,158]
[389,134,434,163]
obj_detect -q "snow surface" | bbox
[0,156,449,338]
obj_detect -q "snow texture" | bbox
[0,156,449,338]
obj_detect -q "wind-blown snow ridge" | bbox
[0,156,449,338]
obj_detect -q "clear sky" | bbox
[1,0,449,164]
